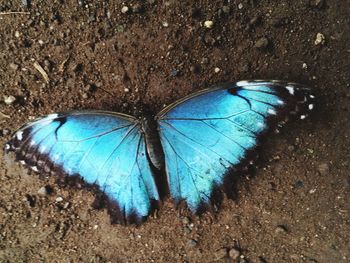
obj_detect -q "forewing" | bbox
[157,80,315,212]
[6,111,159,224]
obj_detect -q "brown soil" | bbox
[0,1,349,262]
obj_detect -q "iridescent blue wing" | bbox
[157,80,315,213]
[6,111,159,224]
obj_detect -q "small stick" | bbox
[0,111,10,119]
[0,12,30,15]
[33,61,49,84]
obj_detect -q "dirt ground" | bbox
[0,1,349,262]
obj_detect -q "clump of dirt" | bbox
[0,1,349,262]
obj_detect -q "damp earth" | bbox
[0,1,349,262]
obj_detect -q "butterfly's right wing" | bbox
[6,111,159,224]
[156,80,315,213]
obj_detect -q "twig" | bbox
[0,111,10,119]
[0,11,30,15]
[33,61,49,84]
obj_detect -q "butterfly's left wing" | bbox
[5,111,159,224]
[156,80,315,213]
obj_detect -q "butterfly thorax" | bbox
[141,117,165,171]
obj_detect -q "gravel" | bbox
[4,95,16,105]
[187,239,198,247]
[204,20,214,29]
[315,33,326,45]
[317,163,329,175]
[229,248,241,260]
[255,37,269,49]
[214,248,228,260]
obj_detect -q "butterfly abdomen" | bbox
[141,118,165,171]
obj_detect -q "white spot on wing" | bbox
[47,113,59,119]
[286,85,295,95]
[277,99,284,105]
[30,140,36,146]
[310,95,315,98]
[308,104,314,110]
[53,154,59,161]
[300,115,306,120]
[236,80,249,86]
[268,109,277,115]
[16,131,23,141]
[5,144,10,150]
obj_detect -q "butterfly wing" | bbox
[6,111,159,224]
[157,80,315,213]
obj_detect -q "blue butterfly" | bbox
[5,80,315,224]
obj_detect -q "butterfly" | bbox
[5,80,315,224]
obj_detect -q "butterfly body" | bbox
[5,80,315,224]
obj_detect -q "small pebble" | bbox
[38,186,49,196]
[288,145,296,151]
[314,33,325,45]
[222,6,230,14]
[242,63,250,73]
[14,31,20,38]
[63,202,70,209]
[204,20,214,29]
[170,69,179,77]
[309,0,324,8]
[116,25,125,33]
[106,10,111,19]
[267,182,276,191]
[238,258,248,263]
[201,57,209,64]
[275,225,288,234]
[187,239,198,247]
[121,6,129,14]
[309,188,317,194]
[214,248,228,260]
[182,216,190,225]
[9,63,19,70]
[1,129,11,136]
[214,67,220,73]
[55,196,64,202]
[162,21,169,27]
[21,0,29,8]
[238,3,243,9]
[204,34,216,45]
[317,163,329,175]
[295,180,304,188]
[255,37,269,49]
[4,95,16,105]
[183,226,191,234]
[229,248,241,260]
[132,3,142,13]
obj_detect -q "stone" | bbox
[229,248,240,260]
[255,37,269,49]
